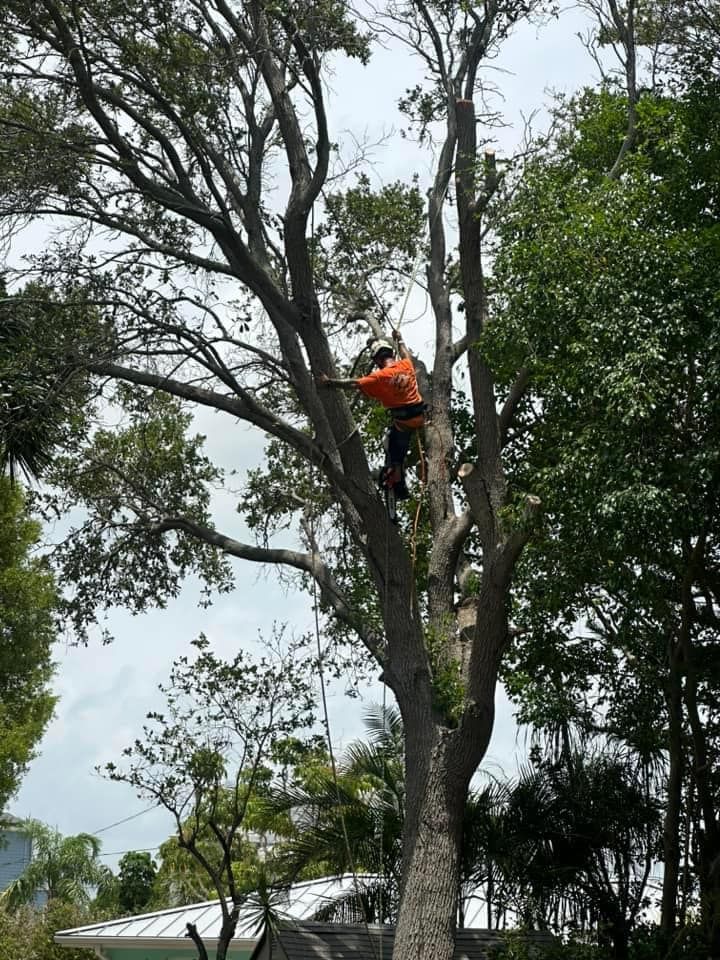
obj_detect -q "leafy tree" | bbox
[0,821,113,909]
[116,851,157,915]
[497,747,660,959]
[0,478,57,809]
[267,704,405,923]
[0,2,558,957]
[105,633,316,960]
[488,63,720,955]
[0,282,96,481]
[0,900,97,960]
[150,799,272,909]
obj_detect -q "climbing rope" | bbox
[409,430,427,576]
[308,207,382,955]
[307,490,381,960]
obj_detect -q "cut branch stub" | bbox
[458,461,493,546]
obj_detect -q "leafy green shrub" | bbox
[490,929,609,960]
[0,901,96,960]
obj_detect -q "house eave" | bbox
[54,935,257,951]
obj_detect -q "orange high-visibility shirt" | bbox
[357,357,423,410]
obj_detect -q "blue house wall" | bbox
[0,827,32,894]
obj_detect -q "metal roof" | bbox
[253,921,555,960]
[54,875,377,949]
[0,814,24,829]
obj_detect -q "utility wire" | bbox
[0,805,160,870]
[92,804,158,835]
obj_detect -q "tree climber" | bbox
[317,330,426,500]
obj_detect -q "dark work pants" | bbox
[387,423,413,469]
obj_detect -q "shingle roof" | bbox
[54,875,376,949]
[255,921,555,960]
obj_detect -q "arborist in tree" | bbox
[317,329,426,500]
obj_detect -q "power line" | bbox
[99,846,160,858]
[0,805,161,870]
[92,804,158,835]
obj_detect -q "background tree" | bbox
[0,901,97,960]
[487,41,720,957]
[116,852,157,915]
[266,704,405,923]
[0,821,112,909]
[0,479,57,810]
[0,282,95,482]
[105,633,316,960]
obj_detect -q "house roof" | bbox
[54,875,377,950]
[0,814,24,830]
[252,921,555,960]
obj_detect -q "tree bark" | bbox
[393,702,498,960]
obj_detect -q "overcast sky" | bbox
[12,4,605,873]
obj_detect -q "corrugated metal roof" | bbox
[257,921,555,960]
[55,875,376,946]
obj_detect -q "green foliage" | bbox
[0,478,57,809]
[106,630,316,914]
[464,743,661,942]
[626,923,706,959]
[116,851,157,914]
[424,620,465,726]
[0,900,97,960]
[0,89,90,208]
[265,704,405,922]
[0,821,113,909]
[315,175,425,314]
[42,387,234,643]
[150,810,268,908]
[0,282,97,481]
[491,929,605,959]
[487,68,720,950]
[489,77,720,739]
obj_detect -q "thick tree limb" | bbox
[151,515,383,659]
[185,924,209,960]
[87,359,322,462]
[499,367,530,447]
[606,0,639,180]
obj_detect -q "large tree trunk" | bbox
[385,550,509,960]
[393,700,497,959]
[394,732,469,958]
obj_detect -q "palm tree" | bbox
[0,285,90,482]
[266,704,405,922]
[0,820,113,909]
[478,745,662,957]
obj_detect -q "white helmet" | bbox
[369,339,394,364]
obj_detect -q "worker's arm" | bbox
[316,373,359,389]
[392,330,411,361]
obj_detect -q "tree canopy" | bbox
[489,49,720,957]
[1,0,719,958]
[0,479,57,810]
